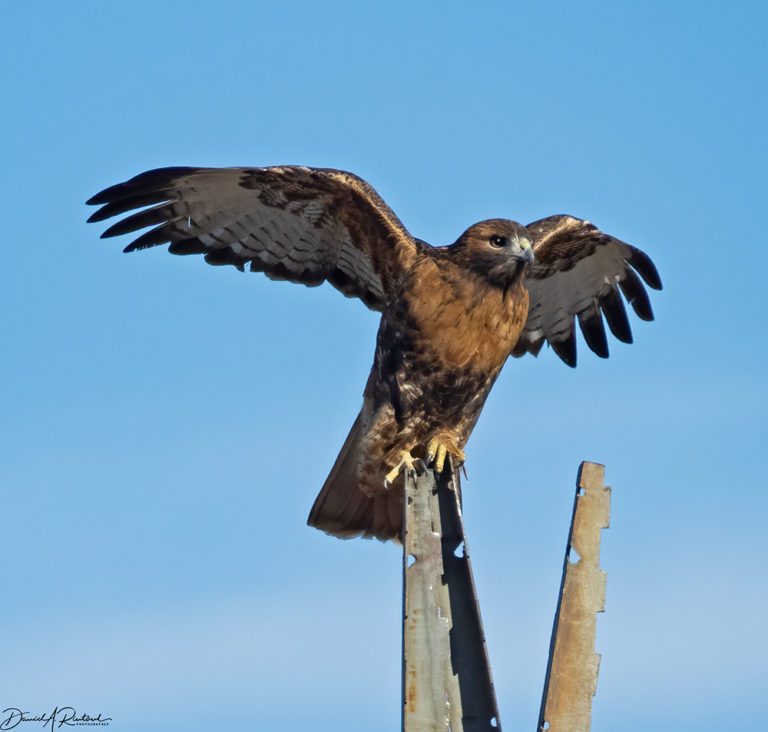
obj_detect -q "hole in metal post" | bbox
[453,541,466,559]
[569,547,581,564]
[407,553,417,568]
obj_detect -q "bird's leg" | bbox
[426,435,465,474]
[384,450,420,485]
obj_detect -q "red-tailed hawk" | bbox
[87,166,662,541]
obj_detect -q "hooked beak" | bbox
[514,236,534,264]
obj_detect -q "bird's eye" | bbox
[489,235,508,248]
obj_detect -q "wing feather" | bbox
[600,285,633,343]
[87,165,424,311]
[577,301,609,359]
[513,215,662,366]
[618,266,653,321]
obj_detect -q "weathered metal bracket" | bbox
[402,465,501,732]
[538,461,610,732]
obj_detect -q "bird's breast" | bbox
[404,258,529,372]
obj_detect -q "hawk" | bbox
[87,165,662,541]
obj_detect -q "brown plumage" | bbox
[87,165,662,541]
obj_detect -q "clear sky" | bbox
[2,2,766,731]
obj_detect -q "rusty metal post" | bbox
[402,465,501,732]
[538,461,611,732]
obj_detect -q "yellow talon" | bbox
[427,439,447,473]
[384,450,418,484]
[427,438,465,474]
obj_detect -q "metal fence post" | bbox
[538,461,610,732]
[402,465,501,732]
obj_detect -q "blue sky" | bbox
[2,2,766,730]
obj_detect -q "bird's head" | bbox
[451,219,534,287]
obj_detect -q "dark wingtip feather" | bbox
[204,249,248,270]
[528,339,545,357]
[86,166,204,209]
[578,310,609,358]
[121,224,176,252]
[510,341,527,359]
[510,336,543,359]
[86,182,129,206]
[87,167,202,205]
[86,193,174,223]
[99,206,175,239]
[627,246,663,290]
[550,329,577,367]
[168,240,209,256]
[601,287,633,343]
[619,268,655,322]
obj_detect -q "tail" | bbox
[307,412,403,542]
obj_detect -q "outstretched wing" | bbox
[512,215,662,367]
[87,166,424,311]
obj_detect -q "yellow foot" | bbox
[427,438,465,474]
[384,450,418,485]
